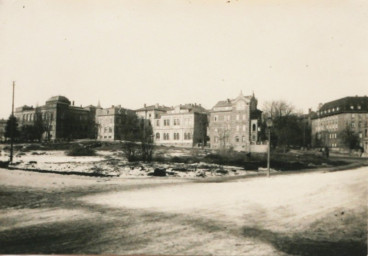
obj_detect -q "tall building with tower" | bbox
[14,96,97,140]
[208,92,262,152]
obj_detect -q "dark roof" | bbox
[178,104,208,113]
[46,96,71,105]
[212,94,253,110]
[213,99,232,108]
[315,96,368,118]
[135,105,172,112]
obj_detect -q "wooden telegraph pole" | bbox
[9,81,15,163]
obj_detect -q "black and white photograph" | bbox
[0,0,367,255]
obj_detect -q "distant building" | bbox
[136,103,208,147]
[14,96,96,140]
[96,105,135,141]
[311,96,368,152]
[135,104,172,123]
[156,104,208,147]
[0,119,6,141]
[208,92,262,152]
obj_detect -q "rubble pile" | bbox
[2,150,264,178]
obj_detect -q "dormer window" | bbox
[350,106,354,110]
[358,105,361,110]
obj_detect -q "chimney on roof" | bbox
[144,103,146,108]
[72,101,74,106]
[155,103,159,108]
[227,99,230,103]
[112,105,114,108]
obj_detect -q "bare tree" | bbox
[339,125,360,152]
[217,127,231,151]
[262,100,296,119]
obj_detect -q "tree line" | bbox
[4,108,53,142]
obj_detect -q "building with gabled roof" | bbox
[135,104,173,124]
[209,91,261,152]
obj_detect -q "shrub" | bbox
[66,144,96,156]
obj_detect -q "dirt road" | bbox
[0,167,367,255]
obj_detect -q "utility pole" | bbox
[266,118,273,178]
[9,81,15,163]
[267,128,271,177]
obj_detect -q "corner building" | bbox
[311,96,368,152]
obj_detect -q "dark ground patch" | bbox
[243,226,367,256]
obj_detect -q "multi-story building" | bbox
[96,105,135,141]
[135,104,172,124]
[14,96,96,140]
[311,96,368,152]
[148,104,208,147]
[208,92,261,152]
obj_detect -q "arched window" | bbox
[156,133,160,140]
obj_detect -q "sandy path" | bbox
[0,167,366,255]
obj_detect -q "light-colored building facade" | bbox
[209,92,261,152]
[14,96,96,140]
[311,96,368,152]
[135,104,172,124]
[139,104,208,147]
[96,105,135,141]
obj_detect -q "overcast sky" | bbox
[0,0,367,119]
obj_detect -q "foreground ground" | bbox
[0,166,367,255]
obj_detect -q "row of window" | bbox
[214,125,249,133]
[351,121,368,128]
[159,118,193,127]
[214,136,248,143]
[156,132,192,141]
[329,133,337,139]
[22,112,54,122]
[103,127,113,133]
[318,106,366,116]
[213,114,247,122]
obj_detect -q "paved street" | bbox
[0,167,367,255]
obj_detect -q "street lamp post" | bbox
[266,118,273,177]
